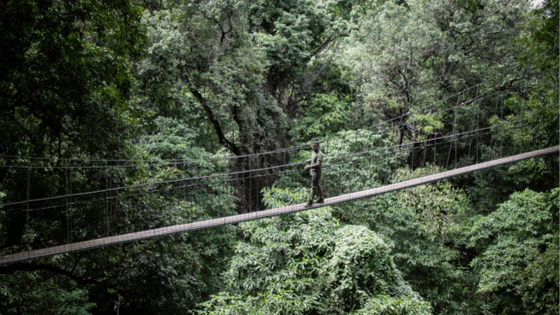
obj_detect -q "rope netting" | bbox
[0,80,558,264]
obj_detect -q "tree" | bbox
[477,0,559,212]
[198,189,431,314]
[466,188,559,314]
[135,0,352,213]
[0,0,146,251]
[0,1,217,313]
[341,0,531,165]
[489,0,559,172]
[0,0,145,161]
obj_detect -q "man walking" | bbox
[304,139,324,207]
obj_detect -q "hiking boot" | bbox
[316,198,324,204]
[305,200,313,207]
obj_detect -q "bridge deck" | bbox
[1,146,558,265]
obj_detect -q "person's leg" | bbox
[315,173,324,203]
[307,175,316,206]
[307,188,315,206]
[317,185,324,203]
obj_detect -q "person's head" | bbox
[311,139,320,152]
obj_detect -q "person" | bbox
[303,139,324,207]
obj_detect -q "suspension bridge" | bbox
[0,145,557,265]
[1,82,558,265]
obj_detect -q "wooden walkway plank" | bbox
[0,146,557,265]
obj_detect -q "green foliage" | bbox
[251,0,349,84]
[0,193,226,313]
[518,0,559,76]
[253,0,326,72]
[336,165,473,313]
[0,2,209,313]
[135,0,289,156]
[199,188,431,314]
[55,289,96,315]
[465,0,559,215]
[137,115,211,160]
[1,0,558,314]
[466,188,559,314]
[0,272,95,315]
[489,91,559,156]
[356,295,433,315]
[93,235,205,313]
[345,0,441,122]
[487,0,559,187]
[289,94,352,142]
[0,0,146,159]
[0,1,149,302]
[342,0,530,145]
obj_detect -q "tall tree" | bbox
[341,0,530,159]
[199,204,431,314]
[0,0,146,260]
[0,0,145,161]
[0,2,209,314]
[467,188,559,314]
[136,0,350,212]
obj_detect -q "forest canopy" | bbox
[0,0,558,314]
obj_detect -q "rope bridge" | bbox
[1,82,558,265]
[1,146,557,265]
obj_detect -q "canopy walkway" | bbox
[1,145,557,266]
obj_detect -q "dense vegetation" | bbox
[0,0,558,314]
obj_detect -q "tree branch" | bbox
[311,34,341,57]
[188,86,240,155]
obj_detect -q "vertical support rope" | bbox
[434,128,437,165]
[468,87,478,163]
[26,163,30,256]
[249,156,252,213]
[105,161,109,237]
[69,163,73,241]
[500,90,504,158]
[447,93,460,169]
[109,163,112,236]
[411,139,414,171]
[489,93,499,160]
[66,159,69,242]
[476,93,480,164]
[353,133,356,183]
[370,129,374,174]
[258,156,261,212]
[422,137,427,167]
[339,151,342,194]
[366,133,370,180]
[520,82,525,154]
[454,102,458,168]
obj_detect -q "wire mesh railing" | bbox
[1,145,557,265]
[0,81,558,264]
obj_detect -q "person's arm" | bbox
[304,158,311,170]
[311,159,322,169]
[304,159,321,170]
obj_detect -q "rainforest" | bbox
[0,0,558,314]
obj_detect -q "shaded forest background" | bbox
[0,0,558,314]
